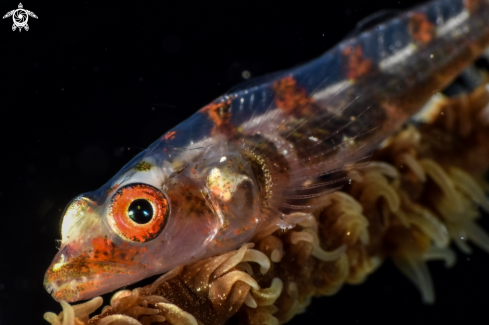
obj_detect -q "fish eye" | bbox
[127,199,153,224]
[108,183,169,243]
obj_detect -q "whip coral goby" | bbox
[44,0,489,324]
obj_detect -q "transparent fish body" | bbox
[45,0,489,302]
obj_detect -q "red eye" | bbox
[108,183,169,243]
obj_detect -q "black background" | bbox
[1,0,488,324]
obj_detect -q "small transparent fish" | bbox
[44,0,489,302]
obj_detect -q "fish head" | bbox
[44,133,260,302]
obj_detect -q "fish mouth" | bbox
[44,258,141,302]
[44,234,151,302]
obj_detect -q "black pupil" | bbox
[128,199,153,224]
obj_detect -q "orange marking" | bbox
[408,13,434,45]
[464,0,480,11]
[200,100,235,136]
[91,236,114,259]
[91,237,148,263]
[162,130,177,141]
[343,45,372,80]
[273,76,313,115]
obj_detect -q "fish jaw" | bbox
[44,236,149,302]
[44,259,139,302]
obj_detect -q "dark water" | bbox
[0,0,488,324]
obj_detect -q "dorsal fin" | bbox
[345,9,401,39]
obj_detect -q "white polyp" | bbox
[236,262,254,275]
[360,177,400,213]
[251,278,283,306]
[111,290,131,306]
[423,246,456,268]
[271,249,283,263]
[464,221,489,254]
[212,244,254,280]
[449,167,489,212]
[242,249,270,274]
[60,301,74,325]
[331,191,363,213]
[99,314,143,325]
[144,265,183,294]
[420,159,463,220]
[312,243,346,262]
[244,291,258,308]
[421,209,449,248]
[155,303,198,325]
[361,161,400,180]
[43,312,61,325]
[210,271,260,297]
[289,231,314,245]
[400,153,426,182]
[141,295,170,304]
[297,215,318,230]
[287,282,298,300]
[451,229,473,254]
[393,257,435,304]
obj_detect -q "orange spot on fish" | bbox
[343,45,372,80]
[91,236,114,259]
[408,13,435,45]
[201,100,235,136]
[91,236,148,263]
[162,131,177,141]
[464,0,480,11]
[273,76,313,116]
